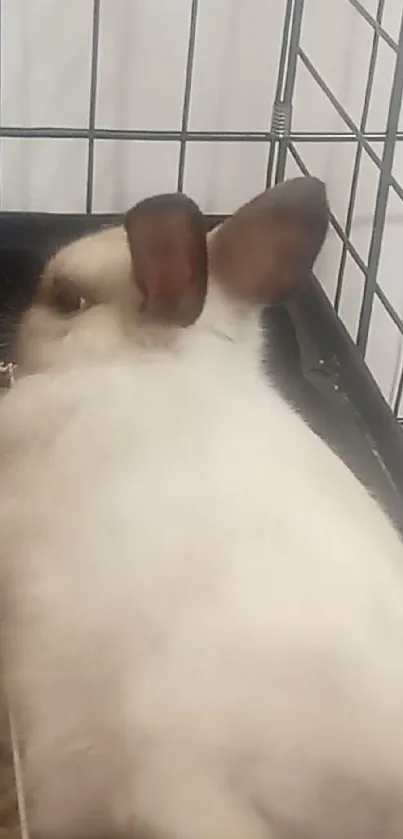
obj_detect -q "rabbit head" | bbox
[17,177,329,375]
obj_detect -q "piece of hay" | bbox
[0,691,20,838]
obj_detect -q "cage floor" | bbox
[264,301,403,530]
[0,214,402,838]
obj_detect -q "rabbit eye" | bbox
[52,286,87,316]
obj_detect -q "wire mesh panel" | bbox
[0,0,402,424]
[0,0,401,420]
[280,0,403,425]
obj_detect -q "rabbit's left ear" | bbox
[208,176,329,306]
[124,193,208,327]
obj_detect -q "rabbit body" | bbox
[1,185,403,839]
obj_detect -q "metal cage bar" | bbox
[271,0,305,184]
[346,0,398,53]
[298,51,403,203]
[280,0,403,425]
[394,365,403,417]
[299,53,375,166]
[266,0,295,185]
[0,0,401,417]
[357,9,403,353]
[375,285,403,335]
[334,0,386,314]
[177,0,199,192]
[0,0,2,213]
[2,126,403,143]
[86,0,101,214]
[288,142,367,275]
[275,0,304,183]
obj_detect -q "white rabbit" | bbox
[1,179,403,839]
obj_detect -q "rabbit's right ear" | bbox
[208,176,329,306]
[124,193,208,328]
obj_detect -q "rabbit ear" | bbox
[208,176,329,306]
[124,193,208,327]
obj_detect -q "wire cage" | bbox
[2,0,403,488]
[1,1,403,833]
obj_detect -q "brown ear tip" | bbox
[306,176,328,209]
[303,175,326,190]
[289,177,330,244]
[287,175,328,208]
[307,175,327,197]
[124,192,205,229]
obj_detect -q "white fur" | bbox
[1,226,403,839]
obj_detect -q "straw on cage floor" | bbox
[0,692,20,839]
